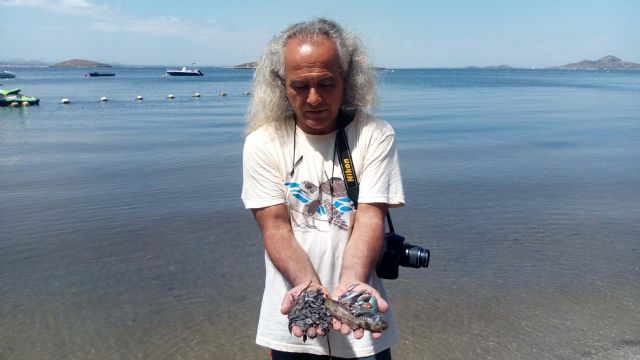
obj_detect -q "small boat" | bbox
[165,63,204,76]
[85,72,116,77]
[0,88,40,106]
[0,70,16,79]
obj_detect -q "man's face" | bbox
[283,35,345,135]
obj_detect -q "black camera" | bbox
[376,232,430,280]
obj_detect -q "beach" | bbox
[1,67,639,359]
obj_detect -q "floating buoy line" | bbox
[7,89,249,109]
[46,91,252,106]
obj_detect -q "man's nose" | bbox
[307,88,321,106]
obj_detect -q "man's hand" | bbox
[331,282,389,340]
[281,282,330,338]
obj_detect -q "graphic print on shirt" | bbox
[284,177,353,231]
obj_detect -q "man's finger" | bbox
[280,293,293,315]
[292,325,303,337]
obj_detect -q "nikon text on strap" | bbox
[336,110,359,208]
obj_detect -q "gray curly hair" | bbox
[246,18,377,133]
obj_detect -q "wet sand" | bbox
[2,207,639,359]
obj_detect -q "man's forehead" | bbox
[283,35,341,73]
[285,34,331,48]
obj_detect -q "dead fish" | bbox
[324,298,388,331]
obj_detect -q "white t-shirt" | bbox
[242,112,405,358]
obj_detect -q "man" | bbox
[242,18,404,359]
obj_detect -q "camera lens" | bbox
[402,244,430,268]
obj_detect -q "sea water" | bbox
[1,67,639,359]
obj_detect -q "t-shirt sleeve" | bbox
[357,123,405,207]
[241,131,285,209]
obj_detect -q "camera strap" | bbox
[336,110,359,208]
[336,111,395,232]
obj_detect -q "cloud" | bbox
[0,0,45,6]
[2,0,267,41]
[88,15,266,44]
[1,0,270,64]
[55,0,108,15]
[1,0,255,41]
[90,16,186,35]
[0,0,108,14]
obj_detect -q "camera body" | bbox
[376,232,430,280]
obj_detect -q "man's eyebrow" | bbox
[289,79,308,86]
[290,74,336,82]
[319,77,335,83]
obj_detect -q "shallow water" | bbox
[1,68,639,359]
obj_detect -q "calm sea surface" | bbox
[1,67,639,360]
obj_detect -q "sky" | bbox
[1,0,639,68]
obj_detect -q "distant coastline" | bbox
[2,55,639,70]
[233,61,258,69]
[465,55,640,70]
[465,65,514,70]
[550,55,640,70]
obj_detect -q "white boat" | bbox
[0,71,16,79]
[165,63,203,76]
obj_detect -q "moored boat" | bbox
[0,88,40,106]
[0,70,16,79]
[165,63,204,76]
[85,72,116,77]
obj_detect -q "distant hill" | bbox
[555,55,640,70]
[234,61,258,69]
[50,59,112,68]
